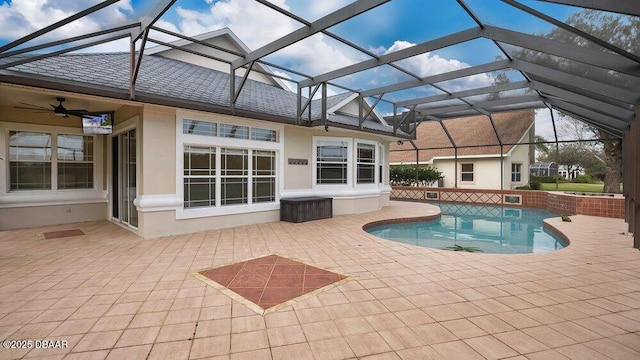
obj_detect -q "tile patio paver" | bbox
[0,201,638,359]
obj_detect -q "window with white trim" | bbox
[461,163,474,182]
[183,119,216,136]
[251,128,277,142]
[511,163,522,182]
[57,135,93,189]
[220,124,249,139]
[316,140,348,184]
[183,146,216,208]
[182,119,279,144]
[221,148,249,205]
[9,131,94,191]
[356,143,375,184]
[178,115,280,217]
[182,146,276,208]
[253,150,276,203]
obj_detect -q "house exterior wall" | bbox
[0,89,392,236]
[134,108,391,238]
[433,157,504,189]
[507,142,530,189]
[282,126,313,190]
[431,148,530,190]
[429,124,533,190]
[0,104,109,229]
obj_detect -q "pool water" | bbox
[366,203,567,254]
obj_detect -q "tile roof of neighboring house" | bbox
[0,53,400,136]
[390,108,535,164]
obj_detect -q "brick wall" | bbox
[391,186,625,219]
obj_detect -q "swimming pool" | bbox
[366,203,567,254]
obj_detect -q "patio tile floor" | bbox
[1,200,639,359]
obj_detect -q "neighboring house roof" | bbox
[0,53,400,136]
[390,109,535,164]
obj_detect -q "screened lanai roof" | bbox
[0,0,638,139]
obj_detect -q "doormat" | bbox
[42,229,85,240]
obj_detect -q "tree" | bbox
[545,141,606,181]
[520,9,635,193]
[556,113,618,186]
[534,135,550,161]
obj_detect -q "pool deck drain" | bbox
[194,254,348,315]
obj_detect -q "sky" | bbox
[0,0,587,140]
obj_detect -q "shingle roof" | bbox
[390,109,535,164]
[1,53,398,135]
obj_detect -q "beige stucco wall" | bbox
[0,203,106,230]
[283,126,313,190]
[432,142,532,190]
[1,90,394,236]
[433,160,456,188]
[133,114,393,238]
[506,142,531,189]
[0,97,119,229]
[138,209,280,239]
[140,106,176,195]
[434,157,505,190]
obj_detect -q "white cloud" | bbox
[174,0,295,49]
[167,0,359,75]
[381,40,494,92]
[0,0,133,45]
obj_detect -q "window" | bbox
[9,131,94,191]
[221,148,248,205]
[357,143,375,184]
[182,120,278,143]
[182,147,276,209]
[183,146,216,208]
[253,151,276,203]
[251,128,277,142]
[461,163,474,182]
[57,135,93,189]
[9,131,52,190]
[183,120,216,136]
[511,163,522,182]
[220,124,249,139]
[316,140,348,184]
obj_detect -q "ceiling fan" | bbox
[15,97,89,118]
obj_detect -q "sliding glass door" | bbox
[112,129,138,227]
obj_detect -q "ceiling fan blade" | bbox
[16,102,51,110]
[67,110,89,117]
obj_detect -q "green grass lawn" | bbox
[539,182,604,192]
